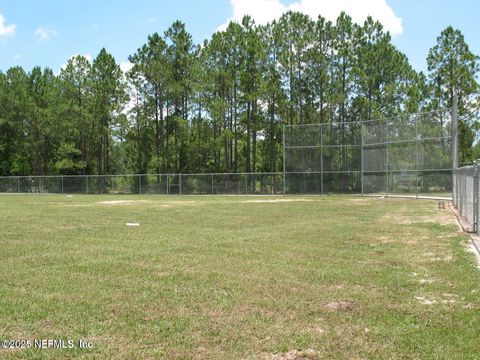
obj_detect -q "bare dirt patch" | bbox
[382,204,457,226]
[160,200,204,208]
[390,214,456,226]
[57,203,92,207]
[440,293,458,304]
[312,325,325,335]
[243,198,314,203]
[415,296,436,305]
[97,200,153,205]
[378,236,396,244]
[419,278,435,284]
[324,300,356,311]
[163,200,202,205]
[416,293,460,306]
[427,255,453,262]
[269,349,317,360]
[345,198,373,204]
[96,199,203,207]
[328,284,345,290]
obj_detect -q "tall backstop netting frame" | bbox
[283,108,455,198]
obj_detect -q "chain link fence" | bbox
[453,163,479,234]
[0,109,458,200]
[283,109,453,198]
[0,173,284,195]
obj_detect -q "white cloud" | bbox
[13,53,21,60]
[120,61,133,73]
[0,13,15,39]
[34,27,58,41]
[219,0,403,36]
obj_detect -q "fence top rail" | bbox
[0,169,456,179]
[282,169,452,175]
[0,172,285,179]
[283,108,452,128]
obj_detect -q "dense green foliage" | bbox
[0,13,478,176]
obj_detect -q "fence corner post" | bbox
[283,125,286,196]
[474,160,479,234]
[451,94,459,170]
[361,120,364,196]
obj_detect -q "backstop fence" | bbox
[453,163,479,234]
[284,109,453,198]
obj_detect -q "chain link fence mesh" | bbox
[0,109,455,199]
[453,164,479,233]
[0,173,284,196]
[284,109,453,197]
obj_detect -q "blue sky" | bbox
[0,0,479,74]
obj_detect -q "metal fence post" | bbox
[139,175,142,195]
[415,115,419,199]
[86,176,89,194]
[474,160,479,233]
[179,173,182,195]
[211,174,214,195]
[477,161,480,235]
[17,177,20,193]
[283,125,286,195]
[360,120,364,196]
[385,121,389,197]
[320,124,324,195]
[452,94,459,170]
[451,95,459,202]
[61,176,64,195]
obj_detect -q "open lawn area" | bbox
[0,195,479,359]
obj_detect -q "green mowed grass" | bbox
[0,195,479,359]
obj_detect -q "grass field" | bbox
[0,195,479,359]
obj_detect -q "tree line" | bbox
[0,12,478,177]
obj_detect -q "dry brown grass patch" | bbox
[324,300,356,312]
[268,348,317,360]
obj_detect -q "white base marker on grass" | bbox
[126,222,140,227]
